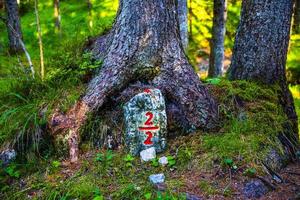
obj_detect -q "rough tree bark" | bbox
[51,0,219,163]
[54,0,61,33]
[4,0,23,52]
[293,0,300,33]
[208,0,227,77]
[228,0,299,153]
[177,0,188,49]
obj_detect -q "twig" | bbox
[255,175,277,191]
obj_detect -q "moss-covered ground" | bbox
[1,79,299,199]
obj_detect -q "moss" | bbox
[198,180,218,196]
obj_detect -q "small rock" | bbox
[158,156,168,166]
[264,148,288,171]
[154,183,167,191]
[186,193,202,200]
[149,173,165,184]
[140,147,156,162]
[0,149,16,166]
[243,179,268,199]
[238,111,247,121]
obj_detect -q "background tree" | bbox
[188,0,193,40]
[4,0,23,52]
[54,0,60,33]
[208,0,227,77]
[177,0,188,49]
[293,0,300,33]
[34,0,44,79]
[228,0,299,152]
[51,0,219,162]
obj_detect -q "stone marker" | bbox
[124,88,167,155]
[149,173,165,184]
[140,147,156,162]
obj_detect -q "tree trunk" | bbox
[208,0,227,78]
[87,0,92,28]
[34,0,45,80]
[293,0,300,34]
[54,0,61,33]
[0,16,35,77]
[228,0,299,153]
[177,0,188,49]
[4,0,23,53]
[188,0,193,40]
[51,0,219,162]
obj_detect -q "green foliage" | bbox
[95,150,114,168]
[151,158,159,167]
[176,147,193,168]
[243,168,257,177]
[4,164,20,179]
[123,154,135,167]
[205,77,221,85]
[51,160,61,168]
[167,156,176,168]
[93,188,104,200]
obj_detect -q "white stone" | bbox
[149,173,165,184]
[140,147,156,162]
[158,156,168,166]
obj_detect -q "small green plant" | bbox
[95,153,104,162]
[93,188,104,200]
[95,150,114,166]
[167,156,176,167]
[123,154,134,167]
[151,158,159,167]
[224,158,237,170]
[106,150,114,162]
[243,168,256,177]
[144,192,152,199]
[4,164,20,178]
[51,160,61,168]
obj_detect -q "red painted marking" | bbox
[144,131,153,145]
[138,126,159,131]
[144,88,151,93]
[144,112,154,125]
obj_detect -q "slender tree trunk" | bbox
[208,0,227,78]
[87,0,92,28]
[0,16,35,77]
[188,0,193,40]
[228,0,299,152]
[51,0,219,162]
[34,0,44,80]
[293,0,300,34]
[177,0,188,49]
[4,0,22,52]
[54,0,61,33]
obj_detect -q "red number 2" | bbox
[144,131,153,145]
[144,112,154,126]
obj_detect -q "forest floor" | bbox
[1,136,299,200]
[0,80,299,200]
